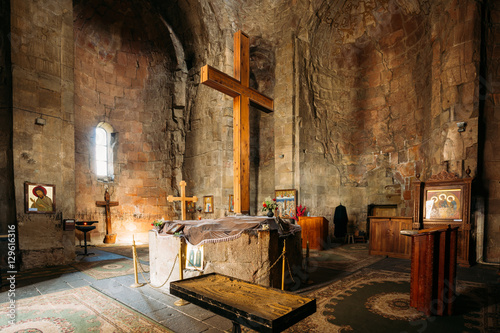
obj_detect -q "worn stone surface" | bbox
[73,0,183,244]
[482,0,500,262]
[149,228,302,292]
[10,0,76,269]
[0,0,14,238]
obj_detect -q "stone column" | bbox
[274,32,296,191]
[11,0,75,268]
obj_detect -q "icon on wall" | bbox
[25,182,55,214]
[203,196,213,213]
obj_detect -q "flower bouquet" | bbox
[294,204,307,221]
[151,220,165,232]
[262,197,278,217]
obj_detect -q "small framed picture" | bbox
[229,195,234,212]
[165,223,185,234]
[203,196,213,213]
[186,243,204,270]
[25,182,56,214]
[275,189,297,219]
[424,187,463,221]
[187,201,196,213]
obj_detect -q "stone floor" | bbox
[1,244,499,333]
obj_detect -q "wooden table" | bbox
[170,273,316,333]
[297,216,328,250]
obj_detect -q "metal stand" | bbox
[174,236,190,306]
[130,236,144,288]
[231,321,242,333]
[76,226,96,256]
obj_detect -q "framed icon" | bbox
[229,195,234,212]
[186,243,204,270]
[25,182,55,214]
[275,189,296,219]
[203,196,213,213]
[187,201,196,213]
[165,223,185,234]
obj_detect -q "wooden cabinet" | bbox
[297,216,328,250]
[368,217,413,259]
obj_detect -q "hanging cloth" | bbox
[333,204,348,238]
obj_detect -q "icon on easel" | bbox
[186,243,204,270]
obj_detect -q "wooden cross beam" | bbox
[201,30,274,214]
[168,180,198,220]
[96,188,119,244]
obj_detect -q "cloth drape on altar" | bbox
[158,216,300,246]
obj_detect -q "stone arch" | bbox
[73,0,194,242]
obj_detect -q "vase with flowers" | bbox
[262,197,278,217]
[293,204,307,221]
[151,220,165,232]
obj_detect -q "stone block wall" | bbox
[280,0,482,235]
[149,229,302,292]
[4,0,498,267]
[10,0,76,269]
[73,0,183,244]
[482,0,500,262]
[0,0,14,238]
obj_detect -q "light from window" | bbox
[96,127,108,177]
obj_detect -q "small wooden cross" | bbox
[201,30,274,214]
[168,180,198,220]
[96,188,119,244]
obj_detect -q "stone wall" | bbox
[268,0,481,236]
[0,0,14,237]
[482,0,500,262]
[176,0,488,249]
[73,0,183,244]
[5,0,498,267]
[149,228,302,291]
[11,0,75,269]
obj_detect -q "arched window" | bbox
[95,122,115,181]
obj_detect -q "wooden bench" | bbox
[170,273,316,333]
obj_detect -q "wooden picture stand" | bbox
[413,170,473,266]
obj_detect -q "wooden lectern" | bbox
[402,226,458,316]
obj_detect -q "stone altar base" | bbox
[149,224,302,292]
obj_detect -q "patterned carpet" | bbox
[97,244,150,262]
[285,268,499,333]
[307,243,385,272]
[0,286,171,332]
[71,258,149,280]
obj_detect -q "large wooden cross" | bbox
[96,188,119,244]
[201,30,274,214]
[167,180,198,220]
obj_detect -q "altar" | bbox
[149,216,302,292]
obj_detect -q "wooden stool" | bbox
[345,233,354,244]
